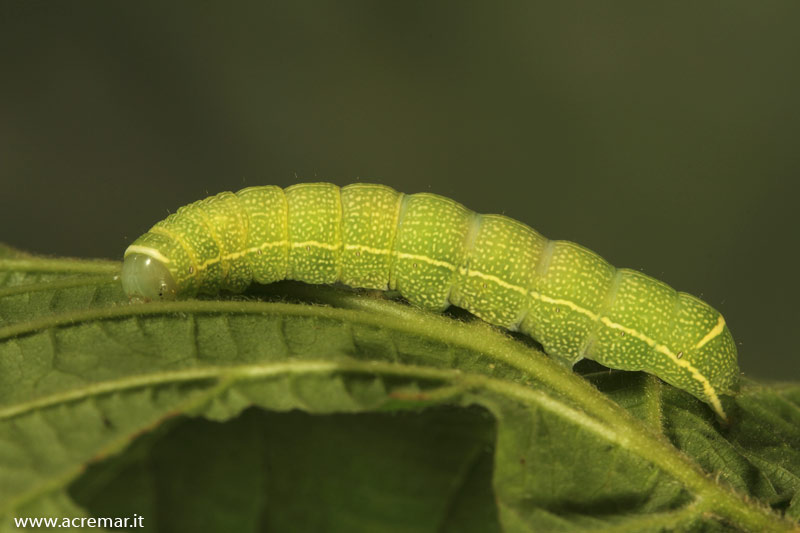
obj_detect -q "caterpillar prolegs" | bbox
[121,183,739,419]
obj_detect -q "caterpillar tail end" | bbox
[121,252,178,301]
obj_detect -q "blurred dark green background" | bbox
[1,2,797,381]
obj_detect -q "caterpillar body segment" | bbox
[121,182,739,419]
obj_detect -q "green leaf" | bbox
[0,247,798,532]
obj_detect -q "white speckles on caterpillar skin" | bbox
[122,182,739,420]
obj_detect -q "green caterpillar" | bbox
[121,182,739,419]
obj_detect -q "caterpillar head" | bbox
[121,253,178,301]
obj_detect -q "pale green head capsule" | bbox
[121,253,178,301]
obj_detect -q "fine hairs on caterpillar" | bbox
[121,182,739,419]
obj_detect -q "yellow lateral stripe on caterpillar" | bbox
[597,317,724,418]
[125,240,728,419]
